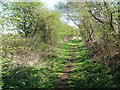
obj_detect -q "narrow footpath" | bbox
[59,44,77,88]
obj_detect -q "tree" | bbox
[2,2,43,37]
[56,1,120,69]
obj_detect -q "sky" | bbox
[40,0,61,10]
[40,0,78,28]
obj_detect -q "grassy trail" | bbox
[58,40,87,88]
[59,40,120,88]
[59,44,77,88]
[3,39,120,88]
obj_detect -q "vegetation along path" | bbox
[3,39,120,88]
[59,39,120,88]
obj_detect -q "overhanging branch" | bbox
[67,14,82,29]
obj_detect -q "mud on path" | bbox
[59,45,77,88]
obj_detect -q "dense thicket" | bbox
[56,1,120,69]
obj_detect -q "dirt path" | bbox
[59,45,76,88]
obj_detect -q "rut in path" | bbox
[59,45,76,88]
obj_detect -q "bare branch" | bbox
[67,14,82,29]
[88,10,104,24]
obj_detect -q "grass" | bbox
[66,40,120,88]
[2,39,120,88]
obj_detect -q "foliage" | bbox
[2,2,43,37]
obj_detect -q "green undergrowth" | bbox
[2,41,70,88]
[2,39,120,88]
[3,60,58,88]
